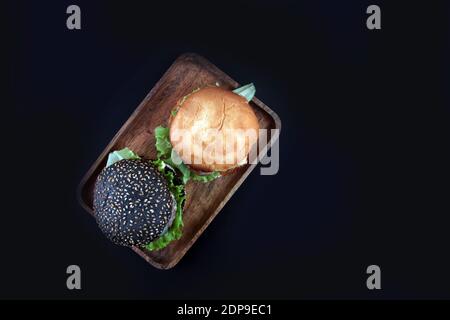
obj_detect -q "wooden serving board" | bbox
[78,53,281,269]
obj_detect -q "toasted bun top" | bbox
[169,87,259,172]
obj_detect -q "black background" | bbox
[4,0,449,299]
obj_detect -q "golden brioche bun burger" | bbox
[169,86,259,173]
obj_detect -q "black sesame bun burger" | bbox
[94,159,176,246]
[93,148,186,251]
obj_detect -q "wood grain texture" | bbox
[78,53,281,269]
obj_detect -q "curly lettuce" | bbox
[154,126,220,184]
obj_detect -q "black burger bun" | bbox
[93,159,176,247]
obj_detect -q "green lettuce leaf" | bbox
[154,126,172,159]
[232,83,256,102]
[191,171,221,182]
[154,125,221,184]
[106,147,140,167]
